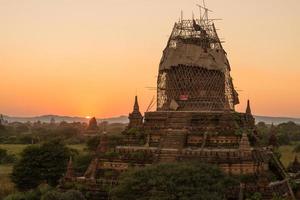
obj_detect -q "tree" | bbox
[0,148,16,164]
[111,162,238,200]
[61,190,86,200]
[293,144,300,153]
[86,136,100,151]
[12,140,72,190]
[41,190,62,200]
[41,190,86,200]
[73,154,93,174]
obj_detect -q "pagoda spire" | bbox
[246,100,252,115]
[133,96,140,112]
[127,96,143,129]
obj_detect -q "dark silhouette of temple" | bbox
[127,96,143,129]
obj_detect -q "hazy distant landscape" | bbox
[3,114,300,125]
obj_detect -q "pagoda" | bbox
[61,3,295,199]
[127,96,143,129]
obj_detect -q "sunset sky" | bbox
[0,0,299,118]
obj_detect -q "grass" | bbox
[0,165,13,177]
[68,144,86,153]
[0,144,28,155]
[279,143,300,167]
[0,175,15,199]
[0,165,15,199]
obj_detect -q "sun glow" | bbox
[85,116,91,119]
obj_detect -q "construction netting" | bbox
[156,19,239,111]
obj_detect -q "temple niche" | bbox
[60,4,295,199]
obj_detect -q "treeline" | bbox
[256,121,300,146]
[0,121,126,145]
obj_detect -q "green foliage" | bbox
[103,151,120,159]
[3,192,27,200]
[4,186,85,200]
[276,121,300,146]
[293,144,300,153]
[245,192,262,200]
[41,189,86,200]
[73,153,93,174]
[62,182,88,191]
[111,162,238,200]
[0,148,16,164]
[4,184,52,200]
[103,170,119,179]
[277,133,290,146]
[86,136,100,151]
[255,121,300,146]
[41,190,62,200]
[11,140,72,190]
[61,190,86,200]
[124,151,153,163]
[273,148,282,160]
[271,194,287,200]
[0,121,85,145]
[126,128,139,135]
[238,174,257,183]
[107,135,124,148]
[234,129,243,136]
[129,151,146,161]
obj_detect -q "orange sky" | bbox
[0,0,299,118]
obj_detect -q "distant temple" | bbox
[127,96,143,129]
[87,117,98,131]
[83,117,99,136]
[61,4,295,199]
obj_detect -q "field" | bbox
[279,143,300,167]
[0,165,15,198]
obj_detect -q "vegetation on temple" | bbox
[111,162,238,200]
[4,184,86,200]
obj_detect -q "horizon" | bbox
[3,113,300,120]
[1,0,300,118]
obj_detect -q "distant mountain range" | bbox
[2,114,300,125]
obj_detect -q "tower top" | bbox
[133,96,140,112]
[246,100,252,115]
